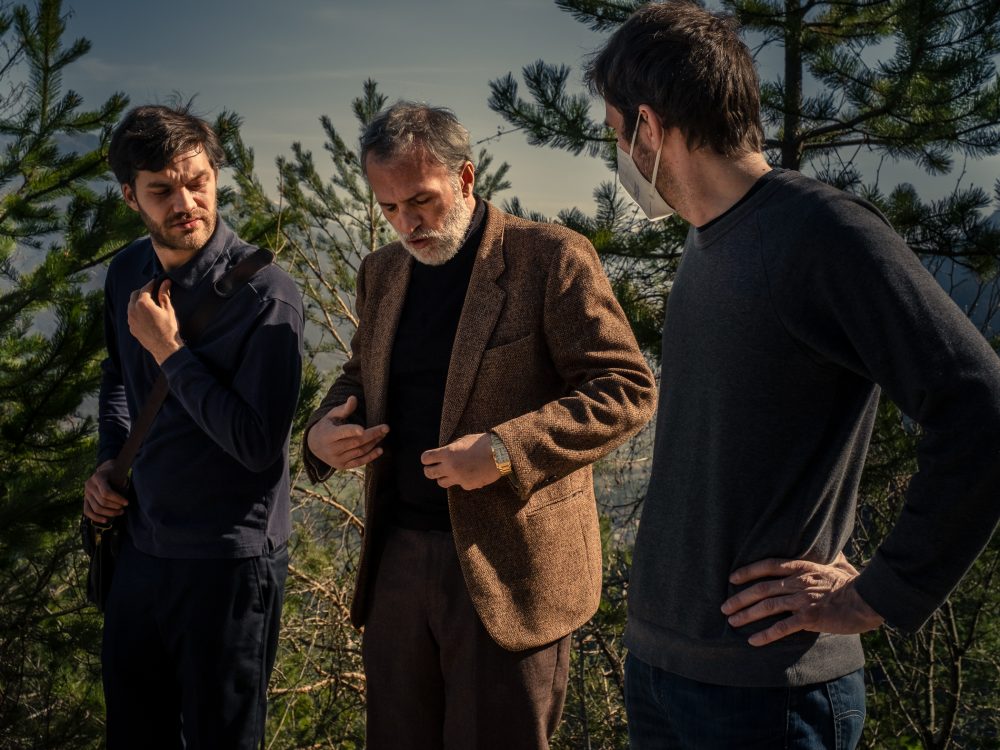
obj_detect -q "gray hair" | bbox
[360,101,473,176]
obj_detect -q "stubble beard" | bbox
[633,138,678,211]
[398,181,473,266]
[139,204,217,256]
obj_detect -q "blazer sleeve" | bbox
[491,232,656,499]
[302,254,370,482]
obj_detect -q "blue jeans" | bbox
[625,652,865,750]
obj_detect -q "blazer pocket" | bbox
[525,487,585,517]
[480,333,535,363]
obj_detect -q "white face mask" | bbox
[616,112,674,221]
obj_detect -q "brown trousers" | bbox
[362,527,571,750]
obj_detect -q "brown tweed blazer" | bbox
[304,202,655,651]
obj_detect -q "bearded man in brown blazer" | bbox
[303,101,655,750]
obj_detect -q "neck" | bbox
[152,244,202,272]
[668,149,771,227]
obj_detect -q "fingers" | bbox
[83,469,128,523]
[420,434,495,491]
[724,589,807,628]
[83,493,124,523]
[128,279,161,306]
[158,278,173,308]
[307,415,388,470]
[419,448,455,487]
[127,282,156,318]
[721,578,790,616]
[422,462,453,486]
[420,446,443,465]
[339,433,387,469]
[721,554,869,647]
[325,396,358,421]
[728,558,815,585]
[745,613,808,647]
[830,551,860,576]
[348,423,388,447]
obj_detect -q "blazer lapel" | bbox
[439,204,506,444]
[366,248,413,427]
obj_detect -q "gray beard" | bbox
[398,187,473,266]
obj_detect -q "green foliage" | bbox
[740,0,1000,172]
[0,0,140,746]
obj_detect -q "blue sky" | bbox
[62,0,611,217]
[61,0,1000,220]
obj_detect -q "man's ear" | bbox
[121,183,139,212]
[637,104,666,152]
[459,160,475,198]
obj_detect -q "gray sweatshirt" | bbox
[625,169,1000,687]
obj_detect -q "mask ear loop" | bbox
[629,111,642,156]
[631,111,664,199]
[649,139,663,191]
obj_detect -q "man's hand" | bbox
[83,460,129,524]
[421,432,500,491]
[306,396,388,470]
[721,552,884,647]
[127,278,184,365]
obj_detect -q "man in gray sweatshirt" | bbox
[587,3,1000,748]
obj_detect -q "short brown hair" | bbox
[109,104,225,185]
[585,1,764,156]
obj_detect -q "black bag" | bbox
[81,248,274,611]
[81,514,125,612]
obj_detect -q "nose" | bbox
[172,187,198,215]
[396,206,421,236]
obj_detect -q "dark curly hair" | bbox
[109,103,225,185]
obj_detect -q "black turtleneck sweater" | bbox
[384,199,486,531]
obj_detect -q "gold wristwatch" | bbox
[489,432,513,476]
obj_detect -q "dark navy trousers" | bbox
[102,538,287,750]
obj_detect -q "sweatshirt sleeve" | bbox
[159,293,304,473]
[765,194,1000,632]
[97,274,130,466]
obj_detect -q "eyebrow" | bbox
[146,170,211,188]
[379,190,432,206]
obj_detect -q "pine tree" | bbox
[0,0,143,746]
[487,1,1000,747]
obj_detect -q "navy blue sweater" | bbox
[98,220,303,558]
[626,169,1000,686]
